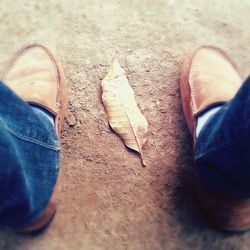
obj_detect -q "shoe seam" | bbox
[189,45,242,114]
[1,44,60,106]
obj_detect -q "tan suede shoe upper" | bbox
[1,44,66,135]
[180,45,242,136]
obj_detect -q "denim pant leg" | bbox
[0,82,60,228]
[195,75,250,199]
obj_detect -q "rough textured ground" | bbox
[0,0,250,249]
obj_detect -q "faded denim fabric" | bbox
[195,76,250,199]
[0,82,59,228]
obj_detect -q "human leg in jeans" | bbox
[0,44,66,233]
[180,45,250,231]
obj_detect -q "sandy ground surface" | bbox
[0,0,250,249]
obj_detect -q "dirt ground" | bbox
[0,0,250,249]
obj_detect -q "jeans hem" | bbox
[195,128,249,159]
[0,119,60,151]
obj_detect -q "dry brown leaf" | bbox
[101,58,148,166]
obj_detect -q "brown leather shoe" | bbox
[1,44,67,233]
[180,45,250,232]
[180,45,242,145]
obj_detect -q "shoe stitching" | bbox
[188,45,242,115]
[1,44,60,108]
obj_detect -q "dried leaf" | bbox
[101,58,148,166]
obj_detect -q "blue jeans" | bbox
[1,76,250,228]
[195,76,250,199]
[0,81,59,228]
